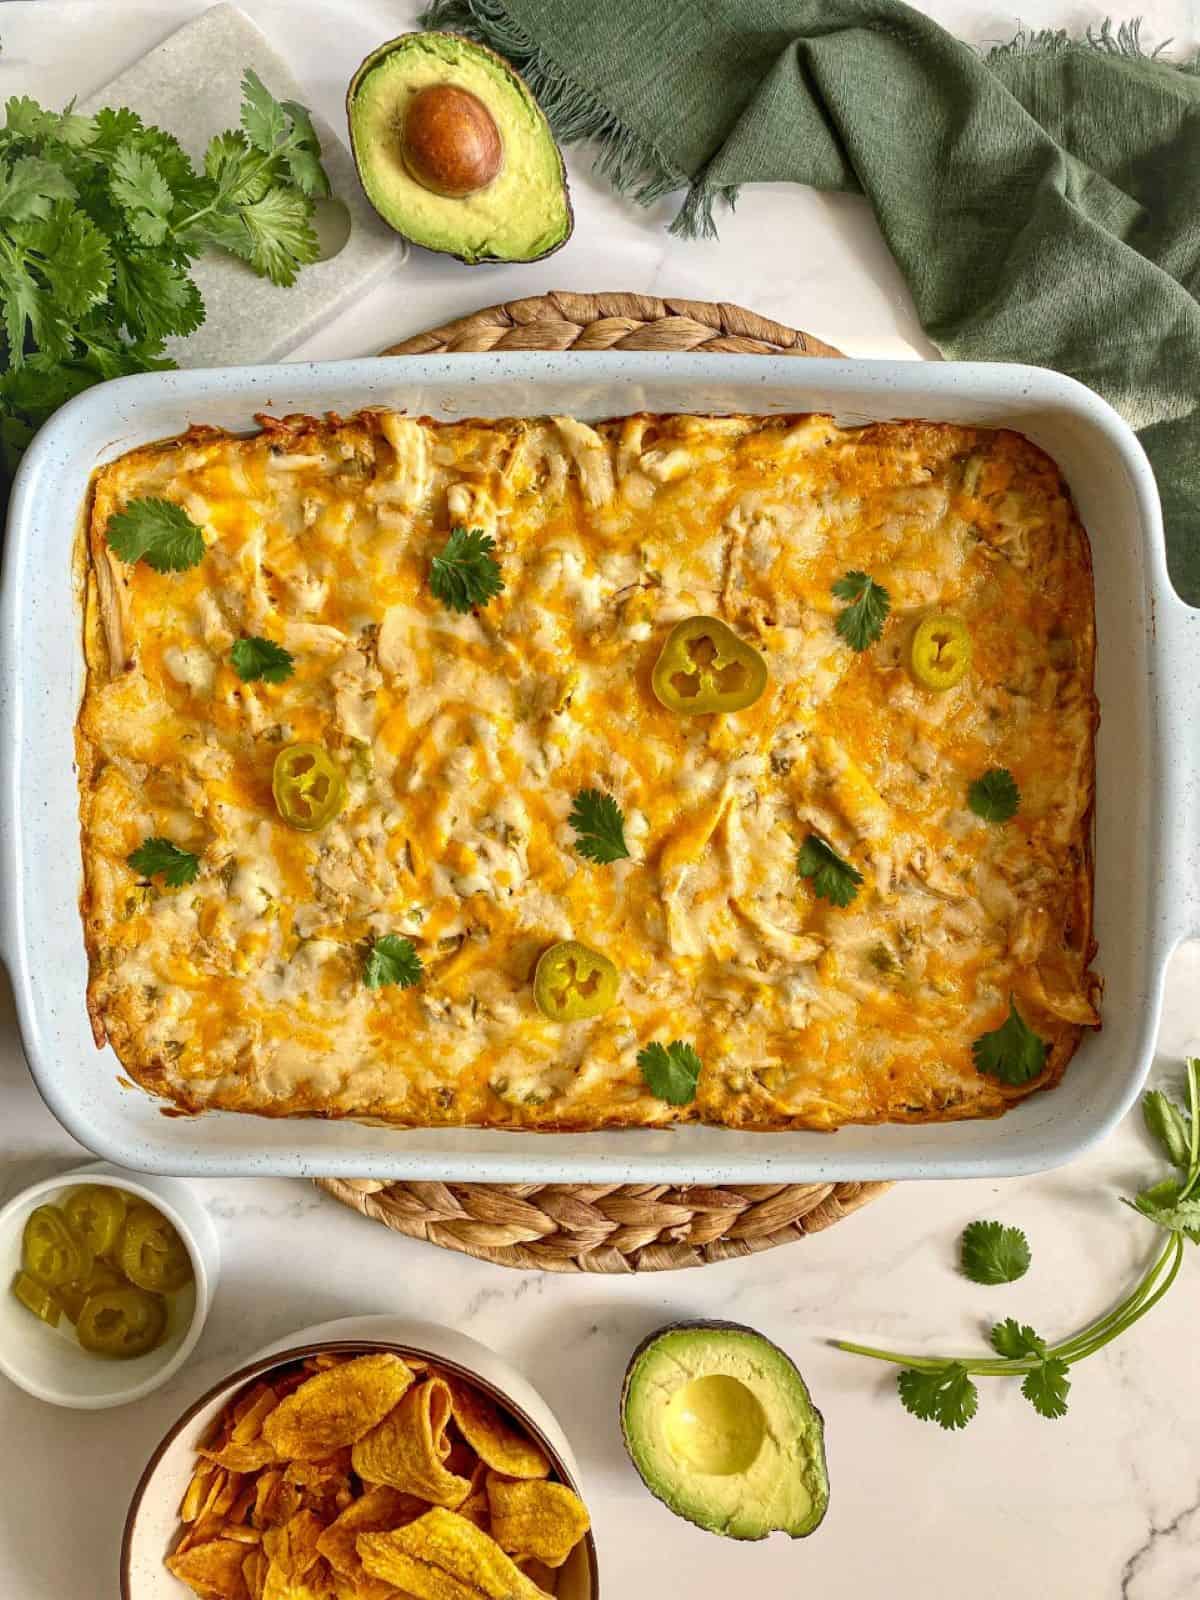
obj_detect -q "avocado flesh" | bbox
[621,1321,829,1540]
[347,32,572,264]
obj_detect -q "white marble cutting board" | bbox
[79,2,402,367]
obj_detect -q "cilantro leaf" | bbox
[832,570,891,651]
[108,141,175,246]
[22,203,112,320]
[280,99,330,198]
[110,253,205,344]
[1021,1358,1071,1419]
[1143,1090,1192,1171]
[105,498,205,573]
[236,186,319,287]
[203,130,269,204]
[637,1040,702,1105]
[127,836,200,888]
[796,833,863,908]
[240,69,289,154]
[569,789,630,864]
[960,1220,1031,1285]
[231,636,295,684]
[1128,1181,1200,1237]
[897,1364,978,1430]
[990,1318,1046,1359]
[429,526,505,614]
[971,996,1047,1085]
[363,934,423,991]
[0,155,77,223]
[968,768,1020,824]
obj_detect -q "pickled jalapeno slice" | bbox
[533,940,620,1022]
[909,613,972,690]
[272,742,347,831]
[651,617,767,716]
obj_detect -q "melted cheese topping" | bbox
[77,411,1099,1130]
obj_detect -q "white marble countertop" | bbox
[2,1,1200,1594]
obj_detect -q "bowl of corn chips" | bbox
[122,1315,598,1599]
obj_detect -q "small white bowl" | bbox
[122,1315,599,1599]
[0,1161,218,1409]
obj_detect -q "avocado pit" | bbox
[402,84,503,199]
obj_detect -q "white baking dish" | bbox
[2,354,1196,1182]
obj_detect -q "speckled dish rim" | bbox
[2,352,1198,1181]
[119,1336,601,1599]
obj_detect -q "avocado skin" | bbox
[346,31,574,265]
[620,1319,830,1541]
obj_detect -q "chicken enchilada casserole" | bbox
[77,409,1100,1130]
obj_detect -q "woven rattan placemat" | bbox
[317,292,886,1273]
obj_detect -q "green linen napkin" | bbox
[424,2,1200,603]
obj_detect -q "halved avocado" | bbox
[621,1321,829,1540]
[347,32,573,264]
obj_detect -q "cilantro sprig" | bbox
[960,1220,1031,1285]
[971,996,1047,1085]
[637,1040,702,1105]
[429,526,505,614]
[968,768,1020,823]
[0,74,330,495]
[832,570,891,651]
[568,789,630,864]
[835,1060,1200,1428]
[127,836,200,887]
[796,834,862,908]
[106,498,205,573]
[231,635,294,684]
[363,934,423,991]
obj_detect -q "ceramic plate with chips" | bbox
[122,1317,598,1599]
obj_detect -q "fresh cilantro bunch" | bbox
[0,73,330,493]
[835,1061,1200,1427]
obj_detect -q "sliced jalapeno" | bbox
[11,1270,62,1327]
[63,1185,127,1259]
[76,1285,168,1359]
[272,742,347,831]
[22,1205,93,1288]
[533,940,620,1022]
[910,613,972,690]
[651,616,767,715]
[57,1262,124,1324]
[118,1203,193,1294]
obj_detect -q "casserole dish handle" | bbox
[1159,595,1200,946]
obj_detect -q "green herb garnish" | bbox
[568,788,630,864]
[127,836,200,887]
[796,833,862,908]
[0,73,330,499]
[971,996,1047,1085]
[895,1364,978,1431]
[363,934,423,991]
[960,1220,1031,1285]
[968,768,1020,823]
[835,1060,1200,1428]
[637,1040,702,1106]
[832,570,891,651]
[429,526,505,614]
[105,498,205,573]
[231,636,295,684]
